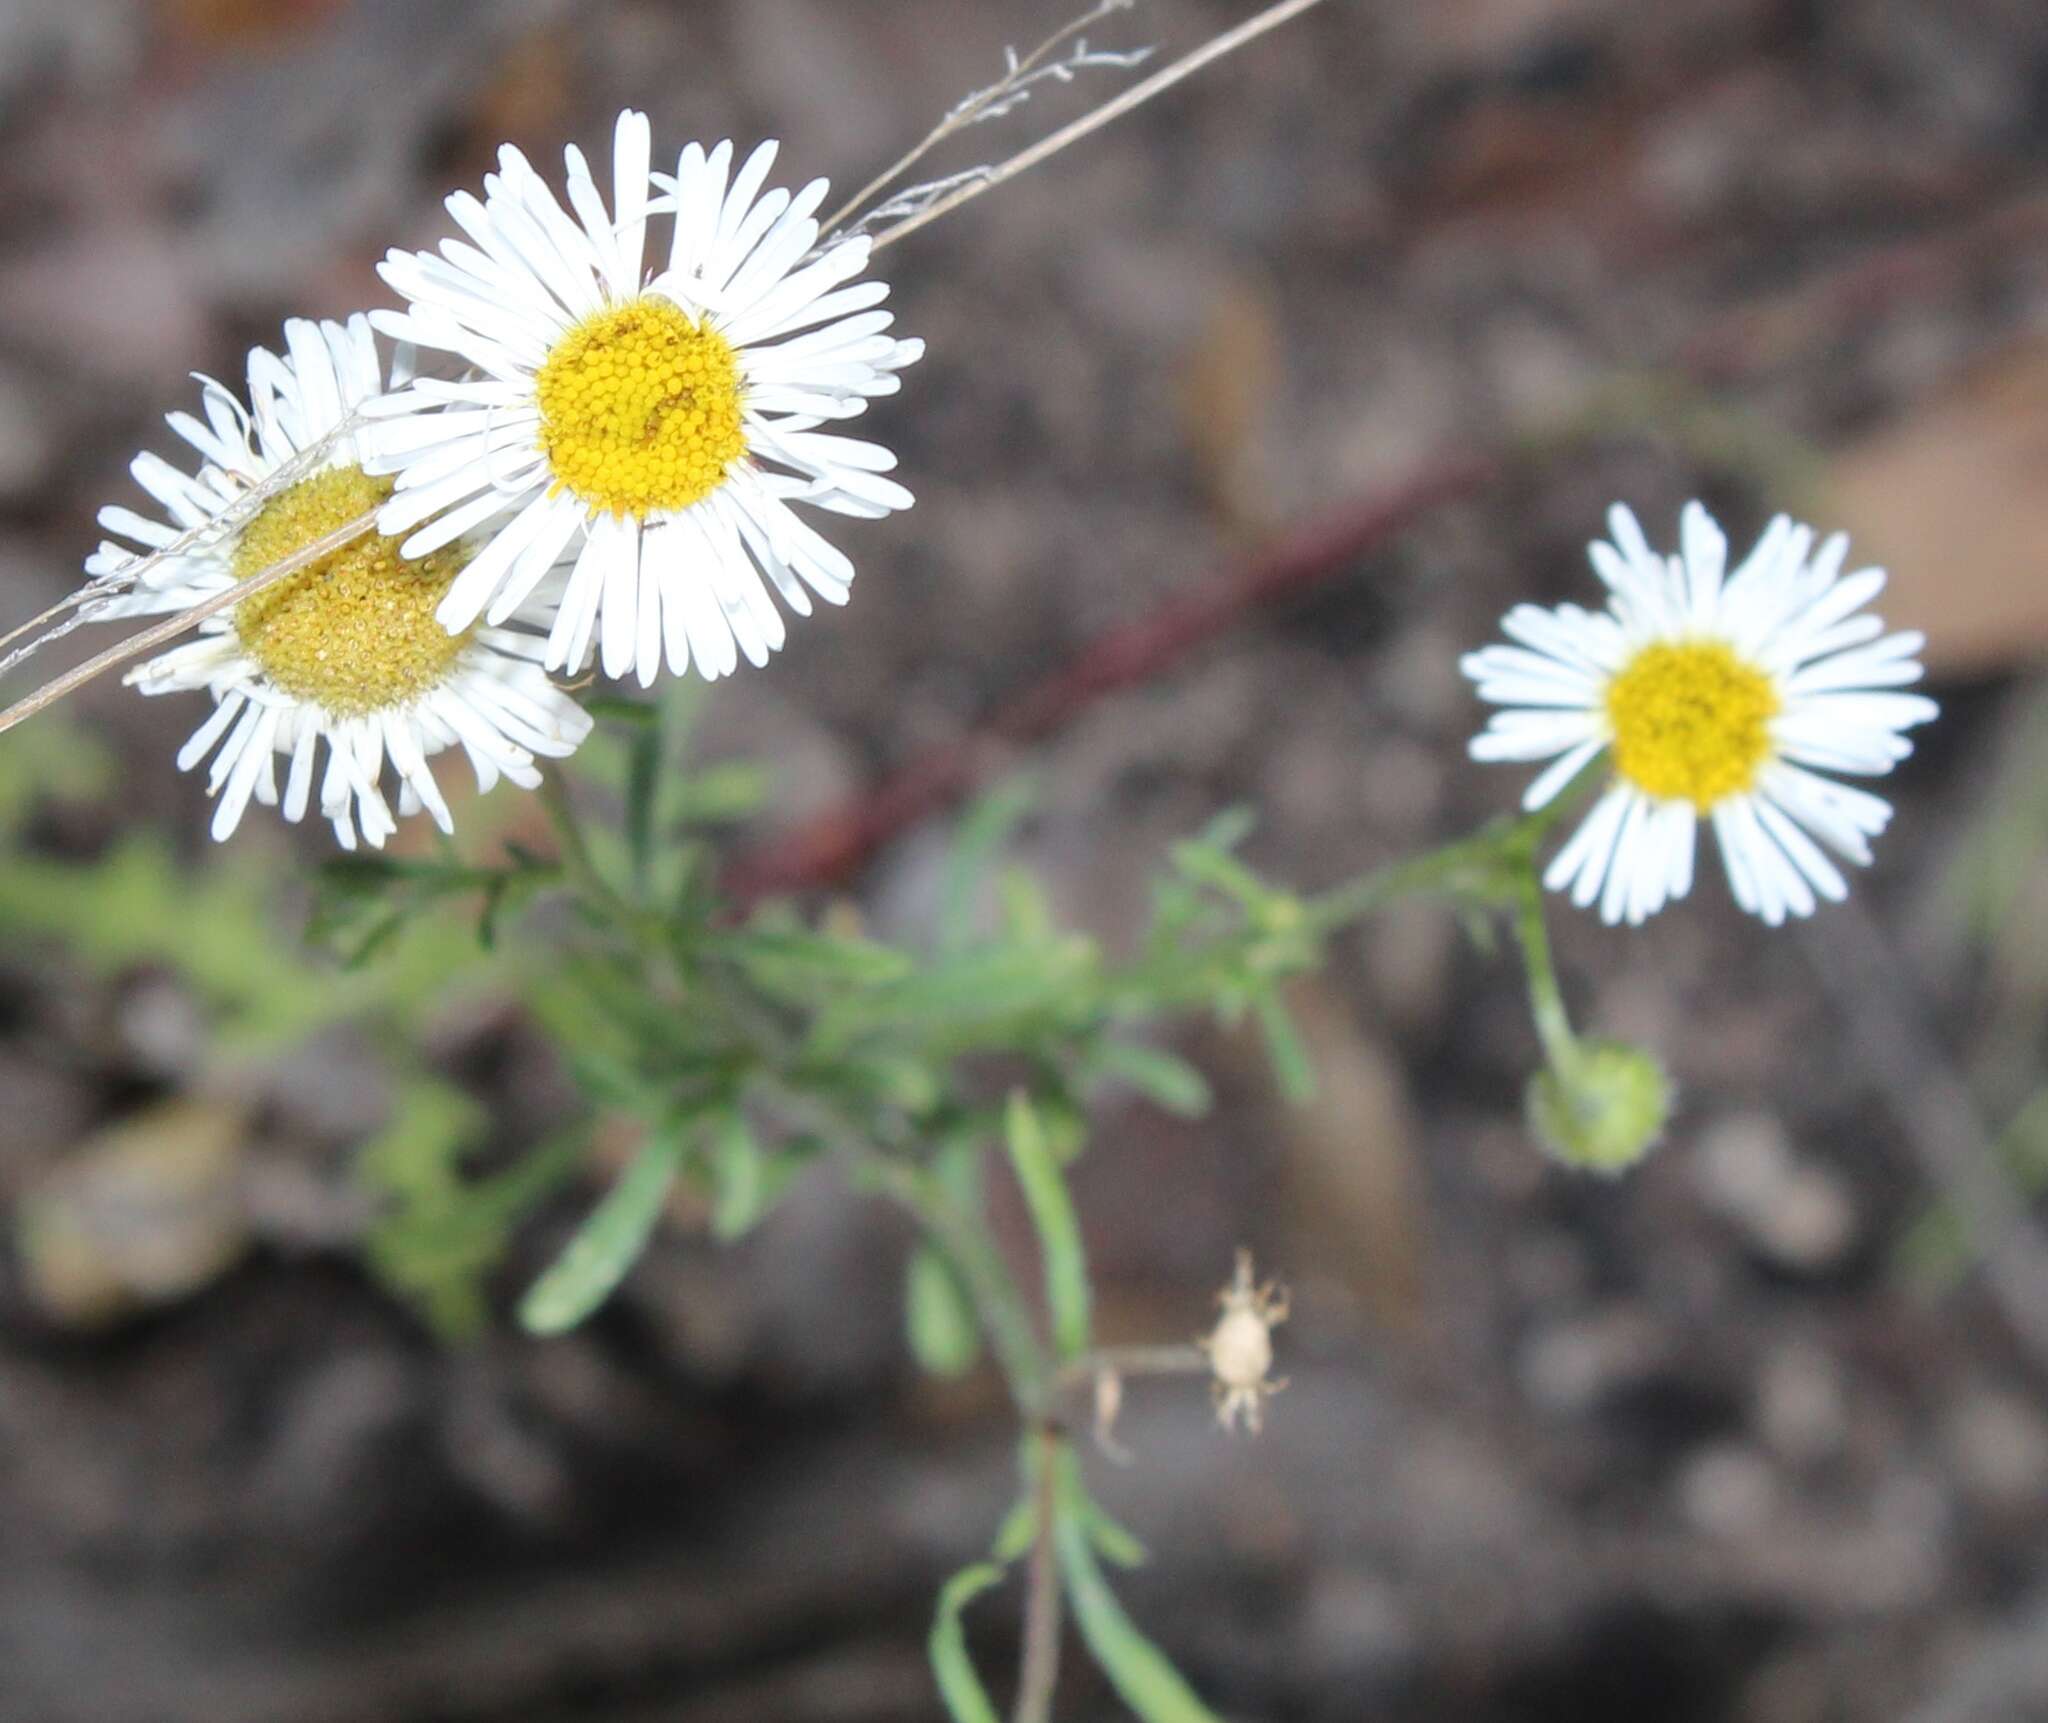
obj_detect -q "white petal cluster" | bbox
[365,110,923,688]
[1465,501,1938,926]
[87,317,591,848]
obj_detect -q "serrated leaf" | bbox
[930,1563,1006,1723]
[1006,1092,1091,1363]
[519,1129,684,1335]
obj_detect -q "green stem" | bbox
[540,773,636,927]
[1510,865,1580,1075]
[1012,1426,1065,1723]
[866,1155,1053,1415]
[1305,827,1517,931]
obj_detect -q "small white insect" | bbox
[1198,1249,1290,1435]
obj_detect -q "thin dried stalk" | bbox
[1,415,360,682]
[825,0,1150,239]
[868,0,1333,256]
[0,509,377,737]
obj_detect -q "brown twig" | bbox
[724,454,1497,903]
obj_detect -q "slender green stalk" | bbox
[867,1156,1052,1414]
[1012,1426,1066,1723]
[1511,867,1580,1075]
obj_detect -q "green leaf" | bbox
[360,1087,583,1341]
[929,1563,1006,1723]
[1170,836,1272,908]
[1085,1499,1150,1570]
[811,941,1098,1056]
[906,1244,984,1378]
[996,867,1054,943]
[1056,1454,1223,1723]
[624,718,663,894]
[1093,1040,1213,1118]
[669,761,771,825]
[712,925,916,994]
[991,1496,1038,1564]
[1195,805,1257,853]
[708,1117,812,1242]
[583,694,662,728]
[519,1128,685,1335]
[940,777,1038,952]
[1005,1092,1091,1362]
[1252,988,1317,1105]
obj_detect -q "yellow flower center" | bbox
[232,465,469,718]
[533,294,747,518]
[1604,640,1780,807]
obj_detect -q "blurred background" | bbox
[4,0,2048,1717]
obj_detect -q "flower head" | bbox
[365,111,923,688]
[87,317,591,848]
[1525,1039,1673,1174]
[1464,501,1938,925]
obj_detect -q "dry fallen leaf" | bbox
[16,1096,251,1328]
[1830,338,2048,676]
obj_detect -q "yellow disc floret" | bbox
[1604,640,1780,808]
[534,295,747,518]
[232,465,469,718]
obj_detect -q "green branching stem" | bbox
[510,737,1610,1723]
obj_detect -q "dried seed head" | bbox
[1198,1248,1289,1435]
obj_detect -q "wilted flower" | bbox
[366,111,923,688]
[1464,501,1938,925]
[86,318,591,848]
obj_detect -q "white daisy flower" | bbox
[87,316,593,850]
[364,109,923,688]
[1463,500,1939,927]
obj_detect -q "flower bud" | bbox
[1525,1039,1672,1174]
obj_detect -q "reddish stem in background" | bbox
[724,189,2048,906]
[724,455,1498,904]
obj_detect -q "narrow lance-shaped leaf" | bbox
[940,777,1037,953]
[1005,1091,1091,1363]
[906,1244,984,1379]
[1252,986,1317,1105]
[1093,1039,1214,1118]
[1055,1451,1224,1723]
[624,715,662,895]
[929,1562,1007,1723]
[519,1127,685,1335]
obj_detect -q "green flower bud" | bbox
[1525,1039,1672,1175]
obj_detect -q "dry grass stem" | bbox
[0,509,378,738]
[869,0,1333,256]
[824,0,1150,239]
